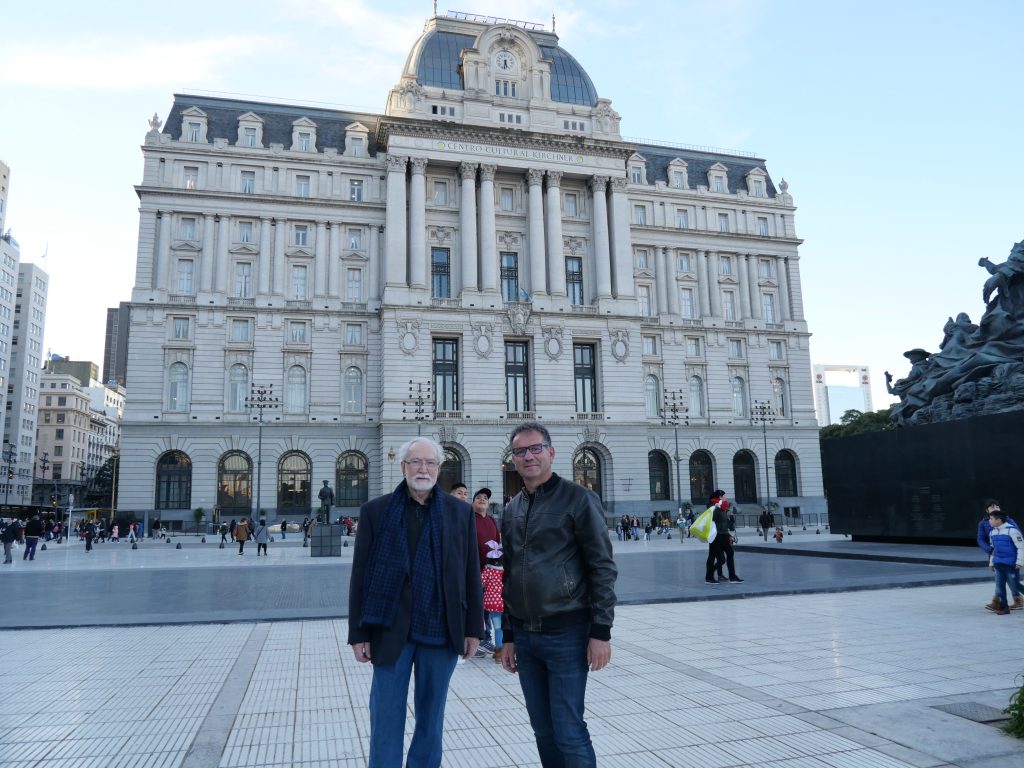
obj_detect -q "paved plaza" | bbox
[2,533,1021,767]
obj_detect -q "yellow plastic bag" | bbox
[690,506,718,543]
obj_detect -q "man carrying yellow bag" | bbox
[689,505,717,544]
[699,491,744,585]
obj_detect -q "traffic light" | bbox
[50,494,57,508]
[6,468,13,479]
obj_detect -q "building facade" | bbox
[104,303,130,387]
[0,160,22,501]
[119,11,824,524]
[812,364,873,426]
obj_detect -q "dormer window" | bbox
[713,176,725,193]
[186,122,201,142]
[298,132,311,151]
[707,163,729,194]
[180,107,208,143]
[236,112,264,148]
[667,158,689,189]
[630,166,643,184]
[746,167,768,197]
[290,118,317,153]
[344,122,370,157]
[351,138,364,157]
[244,128,257,147]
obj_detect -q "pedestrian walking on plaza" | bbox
[471,487,499,657]
[254,519,269,556]
[347,436,483,768]
[705,491,743,584]
[677,513,687,543]
[127,523,137,543]
[302,516,311,541]
[500,422,617,768]
[620,513,630,540]
[986,506,1023,615]
[2,517,19,564]
[229,519,236,541]
[279,518,287,540]
[235,518,249,555]
[111,524,119,542]
[84,521,95,552]
[978,499,1021,611]
[23,514,43,561]
[480,544,504,663]
[219,522,228,544]
[758,509,773,541]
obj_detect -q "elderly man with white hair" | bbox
[348,436,483,768]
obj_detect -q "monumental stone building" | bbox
[118,10,824,526]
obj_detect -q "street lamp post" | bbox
[402,380,433,436]
[245,384,280,517]
[751,400,777,528]
[38,451,50,508]
[387,447,396,491]
[660,389,689,519]
[2,440,16,507]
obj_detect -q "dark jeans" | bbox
[257,543,267,555]
[368,641,458,768]
[718,536,738,579]
[23,537,38,560]
[238,540,245,554]
[515,622,596,768]
[994,563,1021,608]
[705,537,727,580]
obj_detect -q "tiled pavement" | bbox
[3,582,1023,767]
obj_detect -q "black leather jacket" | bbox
[501,474,617,638]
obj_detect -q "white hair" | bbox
[398,437,444,464]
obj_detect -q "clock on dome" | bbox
[495,51,516,71]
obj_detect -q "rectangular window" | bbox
[758,258,774,278]
[53,464,62,479]
[630,166,642,184]
[291,265,308,300]
[499,187,514,211]
[346,268,362,302]
[172,317,190,340]
[686,337,702,357]
[642,335,657,356]
[762,292,777,323]
[757,216,769,236]
[288,321,307,344]
[55,428,64,440]
[230,319,250,342]
[638,285,652,317]
[495,79,517,97]
[233,262,252,297]
[298,132,311,151]
[295,175,310,197]
[722,290,737,321]
[718,212,730,233]
[564,192,578,217]
[505,341,530,412]
[179,217,196,240]
[719,255,733,275]
[238,221,253,243]
[186,122,201,142]
[566,256,584,305]
[433,180,448,205]
[56,413,66,424]
[679,288,695,319]
[500,252,519,302]
[240,171,255,194]
[347,228,362,250]
[345,324,363,346]
[672,170,685,188]
[729,338,744,358]
[176,260,194,294]
[54,445,63,457]
[294,225,308,246]
[351,137,364,156]
[678,252,692,272]
[349,180,364,202]
[769,340,784,360]
[573,343,597,413]
[57,396,67,407]
[431,248,450,298]
[753,179,765,197]
[635,249,648,269]
[183,166,198,190]
[633,205,647,225]
[675,209,689,228]
[432,339,459,411]
[244,127,257,147]
[713,176,725,193]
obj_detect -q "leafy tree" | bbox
[819,408,894,439]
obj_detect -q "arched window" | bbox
[285,365,307,414]
[773,377,787,417]
[573,448,603,500]
[732,450,757,504]
[689,375,704,417]
[644,375,660,419]
[688,450,714,504]
[155,450,191,509]
[438,447,462,493]
[277,451,311,513]
[336,451,368,507]
[731,376,747,417]
[648,451,670,500]
[775,450,798,497]
[217,451,252,514]
[167,362,190,411]
[228,364,249,412]
[343,367,363,414]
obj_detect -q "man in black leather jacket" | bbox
[500,422,617,768]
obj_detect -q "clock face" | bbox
[495,52,515,71]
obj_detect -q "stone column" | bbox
[696,250,711,317]
[738,253,752,319]
[384,155,408,288]
[200,214,215,292]
[155,211,171,290]
[609,177,634,298]
[459,161,478,294]
[409,158,427,289]
[655,247,669,315]
[747,255,762,319]
[215,215,230,293]
[545,171,566,296]
[258,218,272,296]
[136,209,157,290]
[667,248,680,316]
[589,176,612,298]
[314,221,328,297]
[327,221,340,298]
[478,164,498,293]
[708,251,722,317]
[777,256,792,320]
[526,169,546,295]
[272,218,286,296]
[368,225,381,302]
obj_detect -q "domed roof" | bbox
[412,29,599,107]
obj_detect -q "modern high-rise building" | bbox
[0,160,19,474]
[812,364,874,426]
[103,302,131,386]
[119,10,824,525]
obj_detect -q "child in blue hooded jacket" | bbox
[987,506,1023,615]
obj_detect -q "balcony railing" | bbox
[228,296,255,306]
[168,294,196,304]
[286,300,312,309]
[570,304,597,315]
[506,411,536,421]
[431,297,461,308]
[340,301,367,311]
[434,410,463,420]
[724,320,744,328]
[765,322,784,330]
[678,318,702,327]
[575,411,604,421]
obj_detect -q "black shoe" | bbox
[705,578,719,585]
[729,577,745,583]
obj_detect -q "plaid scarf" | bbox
[359,481,447,646]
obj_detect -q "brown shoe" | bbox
[985,597,1001,612]
[1013,596,1024,611]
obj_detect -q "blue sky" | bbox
[1,0,1020,406]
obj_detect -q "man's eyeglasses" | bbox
[511,443,549,458]
[404,458,439,470]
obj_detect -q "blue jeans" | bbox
[994,563,1021,609]
[368,641,458,768]
[514,622,595,768]
[486,612,503,648]
[23,537,38,560]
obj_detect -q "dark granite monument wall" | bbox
[821,410,1024,543]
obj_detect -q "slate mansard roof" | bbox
[633,144,777,198]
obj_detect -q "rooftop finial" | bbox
[552,12,556,32]
[433,0,438,15]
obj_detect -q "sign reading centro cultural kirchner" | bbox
[432,139,588,165]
